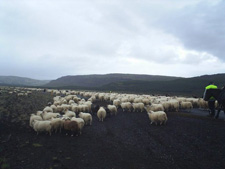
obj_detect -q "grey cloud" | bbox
[0,0,224,79]
[155,1,225,61]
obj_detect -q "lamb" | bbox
[97,107,107,122]
[78,112,92,125]
[41,111,60,121]
[71,117,85,134]
[132,103,145,112]
[29,114,42,127]
[33,120,52,135]
[63,119,80,136]
[50,118,64,133]
[107,105,118,116]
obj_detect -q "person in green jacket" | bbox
[205,82,218,117]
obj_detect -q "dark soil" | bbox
[1,91,225,169]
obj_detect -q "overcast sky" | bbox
[0,0,224,80]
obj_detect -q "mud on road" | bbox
[1,91,225,169]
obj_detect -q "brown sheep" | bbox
[63,120,80,136]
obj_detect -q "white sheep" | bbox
[33,120,52,135]
[50,118,64,133]
[84,101,92,112]
[121,102,132,112]
[71,105,79,113]
[161,102,170,112]
[29,114,42,127]
[147,110,168,125]
[169,100,179,112]
[113,99,121,108]
[69,100,75,105]
[97,107,107,122]
[148,104,164,112]
[61,104,71,112]
[36,111,43,116]
[79,104,89,112]
[107,105,118,116]
[142,98,151,105]
[180,101,193,111]
[78,112,92,125]
[133,98,142,103]
[56,105,64,112]
[50,105,57,112]
[64,109,76,118]
[132,103,145,112]
[41,111,60,121]
[43,106,53,113]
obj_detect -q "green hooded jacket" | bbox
[205,84,218,100]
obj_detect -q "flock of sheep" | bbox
[0,86,210,136]
[26,88,210,137]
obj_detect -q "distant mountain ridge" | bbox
[0,76,50,86]
[45,73,225,97]
[45,73,181,88]
[1,73,225,97]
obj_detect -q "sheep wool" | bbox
[107,105,118,116]
[50,118,64,133]
[30,114,42,127]
[78,112,92,125]
[97,107,107,122]
[33,120,52,135]
[147,111,168,125]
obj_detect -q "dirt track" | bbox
[1,92,225,169]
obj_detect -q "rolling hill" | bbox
[100,73,225,96]
[1,73,225,97]
[0,76,50,86]
[45,73,181,88]
[45,73,225,97]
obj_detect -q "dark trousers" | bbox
[208,100,215,116]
